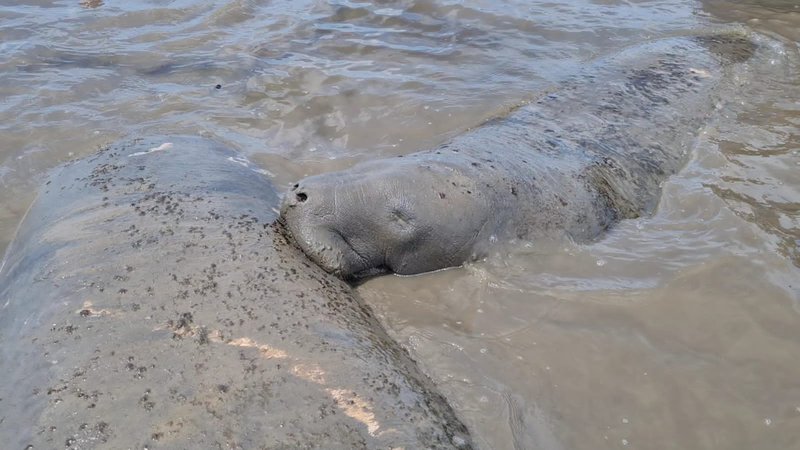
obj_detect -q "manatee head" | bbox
[280,158,492,280]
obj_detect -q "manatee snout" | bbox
[280,177,377,279]
[280,161,492,279]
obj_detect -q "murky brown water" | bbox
[1,1,798,448]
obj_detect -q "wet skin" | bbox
[0,137,471,449]
[281,33,756,279]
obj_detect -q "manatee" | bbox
[280,33,756,279]
[0,137,471,449]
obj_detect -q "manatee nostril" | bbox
[296,192,308,203]
[291,183,299,191]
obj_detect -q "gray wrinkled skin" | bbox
[281,33,756,279]
[0,137,471,449]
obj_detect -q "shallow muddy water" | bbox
[1,1,798,449]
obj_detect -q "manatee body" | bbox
[0,137,471,448]
[280,34,755,279]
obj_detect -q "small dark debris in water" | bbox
[197,327,210,345]
[47,385,66,395]
[215,84,222,89]
[178,312,193,328]
[140,390,155,411]
[79,309,91,317]
[134,366,148,379]
[217,384,229,393]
